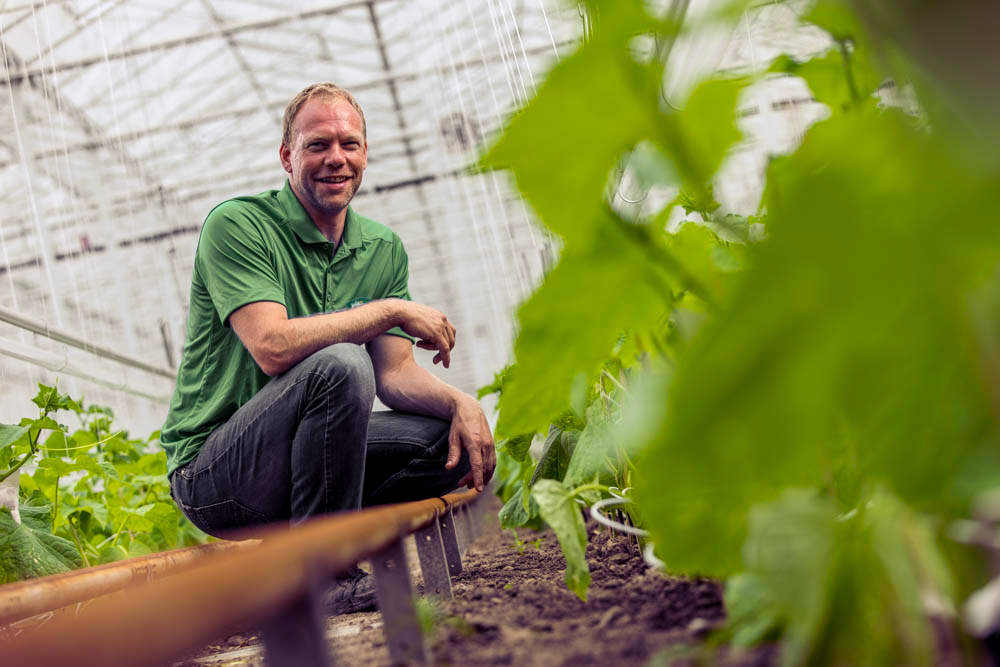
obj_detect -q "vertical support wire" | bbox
[0,24,64,335]
[537,0,561,63]
[461,0,553,300]
[404,2,504,377]
[420,2,518,369]
[35,0,90,399]
[430,3,524,303]
[0,24,27,322]
[483,0,521,106]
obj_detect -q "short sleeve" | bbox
[383,233,416,343]
[196,202,286,326]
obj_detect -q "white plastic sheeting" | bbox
[0,0,833,435]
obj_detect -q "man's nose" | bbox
[323,146,345,165]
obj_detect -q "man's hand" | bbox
[396,302,456,368]
[446,394,496,492]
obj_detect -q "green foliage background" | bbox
[482,0,1000,662]
[0,384,206,583]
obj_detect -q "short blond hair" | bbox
[282,83,366,147]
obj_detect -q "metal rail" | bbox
[0,542,250,626]
[1,488,486,666]
[0,304,175,380]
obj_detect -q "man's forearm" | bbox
[236,299,404,376]
[375,360,463,419]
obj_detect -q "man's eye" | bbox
[308,142,326,150]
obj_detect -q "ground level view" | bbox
[178,500,776,666]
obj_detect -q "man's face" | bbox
[279,97,368,223]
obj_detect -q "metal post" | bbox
[261,563,333,666]
[437,512,463,577]
[461,503,477,543]
[452,505,469,553]
[414,515,453,599]
[372,538,428,665]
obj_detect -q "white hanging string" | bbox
[31,0,88,399]
[463,0,553,295]
[483,0,522,107]
[435,6,527,307]
[95,10,144,370]
[0,26,26,324]
[0,16,67,352]
[537,0,561,63]
[420,3,513,369]
[491,0,530,103]
[433,6,524,302]
[500,0,536,94]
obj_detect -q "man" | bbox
[161,82,496,612]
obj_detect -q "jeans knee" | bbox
[302,343,375,406]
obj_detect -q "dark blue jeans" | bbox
[169,343,470,538]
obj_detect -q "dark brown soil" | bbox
[426,504,775,667]
[179,498,778,666]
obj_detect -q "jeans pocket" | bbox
[185,499,268,537]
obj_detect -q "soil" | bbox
[178,498,778,666]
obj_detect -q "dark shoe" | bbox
[323,566,377,615]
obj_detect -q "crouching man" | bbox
[161,83,495,613]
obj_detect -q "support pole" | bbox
[372,538,427,665]
[414,513,453,599]
[437,512,463,577]
[261,563,333,667]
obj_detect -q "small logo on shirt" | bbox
[347,297,372,309]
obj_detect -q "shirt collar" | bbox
[278,180,362,251]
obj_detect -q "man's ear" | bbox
[279,144,292,174]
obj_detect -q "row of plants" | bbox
[0,384,205,583]
[482,0,1000,663]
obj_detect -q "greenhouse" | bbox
[1,0,998,664]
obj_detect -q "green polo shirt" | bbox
[161,181,414,475]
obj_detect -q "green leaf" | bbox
[476,364,513,400]
[636,107,1000,576]
[0,507,81,583]
[496,216,674,437]
[770,48,880,114]
[655,77,745,192]
[627,141,677,192]
[69,498,110,531]
[44,430,71,457]
[0,423,30,449]
[143,502,181,548]
[732,489,943,665]
[37,456,101,478]
[498,433,534,463]
[531,479,590,600]
[29,416,62,432]
[564,406,612,488]
[700,213,749,244]
[499,485,536,529]
[482,38,664,244]
[529,425,575,487]
[723,572,783,646]
[19,494,55,533]
[803,1,865,42]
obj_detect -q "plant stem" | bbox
[839,40,860,105]
[0,450,32,484]
[52,475,59,528]
[67,521,91,568]
[571,482,612,498]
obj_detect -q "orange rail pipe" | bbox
[2,489,480,666]
[0,541,252,626]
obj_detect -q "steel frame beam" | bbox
[3,0,402,84]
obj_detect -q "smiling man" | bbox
[161,83,495,613]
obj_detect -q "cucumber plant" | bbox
[483,0,1000,662]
